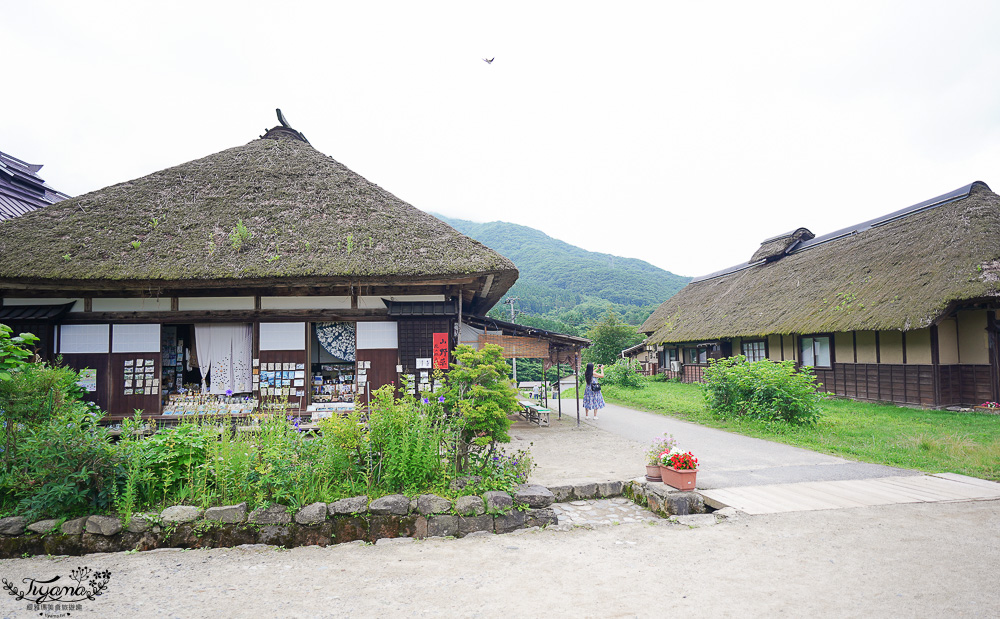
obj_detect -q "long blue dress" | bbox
[582,378,605,410]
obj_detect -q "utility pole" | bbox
[503,297,520,382]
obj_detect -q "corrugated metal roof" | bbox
[0,150,70,221]
[0,301,76,321]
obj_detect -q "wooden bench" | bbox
[518,400,551,427]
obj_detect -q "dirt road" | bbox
[1,500,997,618]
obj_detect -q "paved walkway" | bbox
[516,398,1000,515]
[554,399,922,489]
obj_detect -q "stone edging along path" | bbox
[0,480,713,559]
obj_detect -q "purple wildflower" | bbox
[422,397,429,404]
[438,396,446,403]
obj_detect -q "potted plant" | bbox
[659,449,698,490]
[973,402,1000,415]
[645,434,676,481]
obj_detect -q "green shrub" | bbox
[0,363,88,470]
[702,356,823,425]
[602,358,646,388]
[2,406,118,519]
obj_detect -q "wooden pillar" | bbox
[557,360,562,419]
[575,352,580,427]
[930,324,940,406]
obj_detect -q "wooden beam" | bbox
[61,308,390,324]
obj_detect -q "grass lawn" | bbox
[602,380,1000,481]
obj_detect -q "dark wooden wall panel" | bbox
[259,349,308,412]
[60,353,110,413]
[397,319,451,374]
[356,348,400,401]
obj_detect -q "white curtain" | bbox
[195,323,253,394]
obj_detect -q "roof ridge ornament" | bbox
[261,108,310,144]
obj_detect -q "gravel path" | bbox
[1,501,996,617]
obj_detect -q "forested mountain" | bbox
[434,215,691,332]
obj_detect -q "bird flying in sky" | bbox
[482,57,494,64]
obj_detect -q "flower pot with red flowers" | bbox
[645,434,676,481]
[659,450,698,490]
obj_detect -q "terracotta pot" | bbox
[659,465,697,490]
[645,464,662,482]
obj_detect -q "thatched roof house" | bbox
[0,127,516,313]
[0,116,519,417]
[642,182,1000,407]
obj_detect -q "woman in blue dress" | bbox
[583,362,606,419]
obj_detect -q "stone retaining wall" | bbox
[0,480,711,558]
[0,484,558,559]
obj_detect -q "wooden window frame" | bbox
[741,339,768,362]
[799,333,834,369]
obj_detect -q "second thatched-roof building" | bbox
[641,181,1000,408]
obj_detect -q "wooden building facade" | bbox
[0,118,518,419]
[643,182,1000,408]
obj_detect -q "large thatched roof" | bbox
[642,182,1000,343]
[0,128,518,313]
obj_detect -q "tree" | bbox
[438,344,520,470]
[582,312,643,366]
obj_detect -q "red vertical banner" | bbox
[432,332,449,370]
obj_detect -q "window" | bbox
[687,348,707,364]
[800,335,832,368]
[741,340,767,362]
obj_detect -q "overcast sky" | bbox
[4,1,1000,278]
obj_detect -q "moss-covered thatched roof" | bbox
[0,131,518,312]
[641,182,1000,343]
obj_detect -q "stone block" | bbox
[494,510,526,534]
[596,480,624,498]
[329,495,369,515]
[483,491,513,514]
[413,516,428,538]
[514,484,554,508]
[248,504,292,525]
[81,532,121,554]
[368,515,417,541]
[292,522,333,548]
[0,517,26,536]
[205,503,248,523]
[85,515,122,536]
[548,485,574,502]
[525,508,558,528]
[369,494,410,516]
[427,515,458,537]
[572,483,598,500]
[295,502,329,525]
[416,494,452,515]
[161,505,202,524]
[458,515,494,537]
[60,517,88,536]
[26,519,61,535]
[333,516,368,544]
[125,513,158,533]
[257,525,295,547]
[455,495,485,516]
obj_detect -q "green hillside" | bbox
[434,215,691,330]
